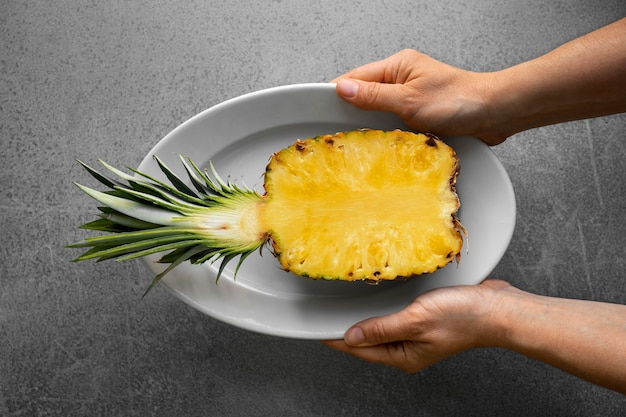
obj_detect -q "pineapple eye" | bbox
[295,141,307,152]
[425,135,438,147]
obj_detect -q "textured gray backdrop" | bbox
[2,1,625,416]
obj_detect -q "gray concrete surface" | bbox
[2,0,625,415]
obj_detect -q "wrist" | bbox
[474,69,531,143]
[487,288,584,357]
[452,281,532,349]
[460,71,521,145]
[478,284,540,349]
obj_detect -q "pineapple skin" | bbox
[260,129,464,282]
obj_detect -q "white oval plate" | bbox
[137,83,516,339]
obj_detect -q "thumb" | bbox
[335,78,407,114]
[344,311,413,347]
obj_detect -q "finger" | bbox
[335,78,411,114]
[334,49,428,84]
[330,58,391,84]
[320,339,348,350]
[321,340,401,367]
[343,311,416,347]
[341,60,391,82]
[323,339,428,373]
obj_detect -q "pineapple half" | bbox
[70,129,465,293]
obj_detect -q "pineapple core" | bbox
[261,129,463,281]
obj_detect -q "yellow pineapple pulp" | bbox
[262,129,462,280]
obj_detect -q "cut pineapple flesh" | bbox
[263,129,462,280]
[70,129,464,292]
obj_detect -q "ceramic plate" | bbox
[137,83,516,339]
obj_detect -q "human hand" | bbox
[322,280,517,372]
[333,49,507,145]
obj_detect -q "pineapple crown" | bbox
[68,155,263,296]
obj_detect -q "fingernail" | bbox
[344,326,365,345]
[337,79,359,99]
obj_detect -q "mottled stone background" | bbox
[1,1,625,415]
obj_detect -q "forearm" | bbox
[490,289,626,394]
[484,17,626,141]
